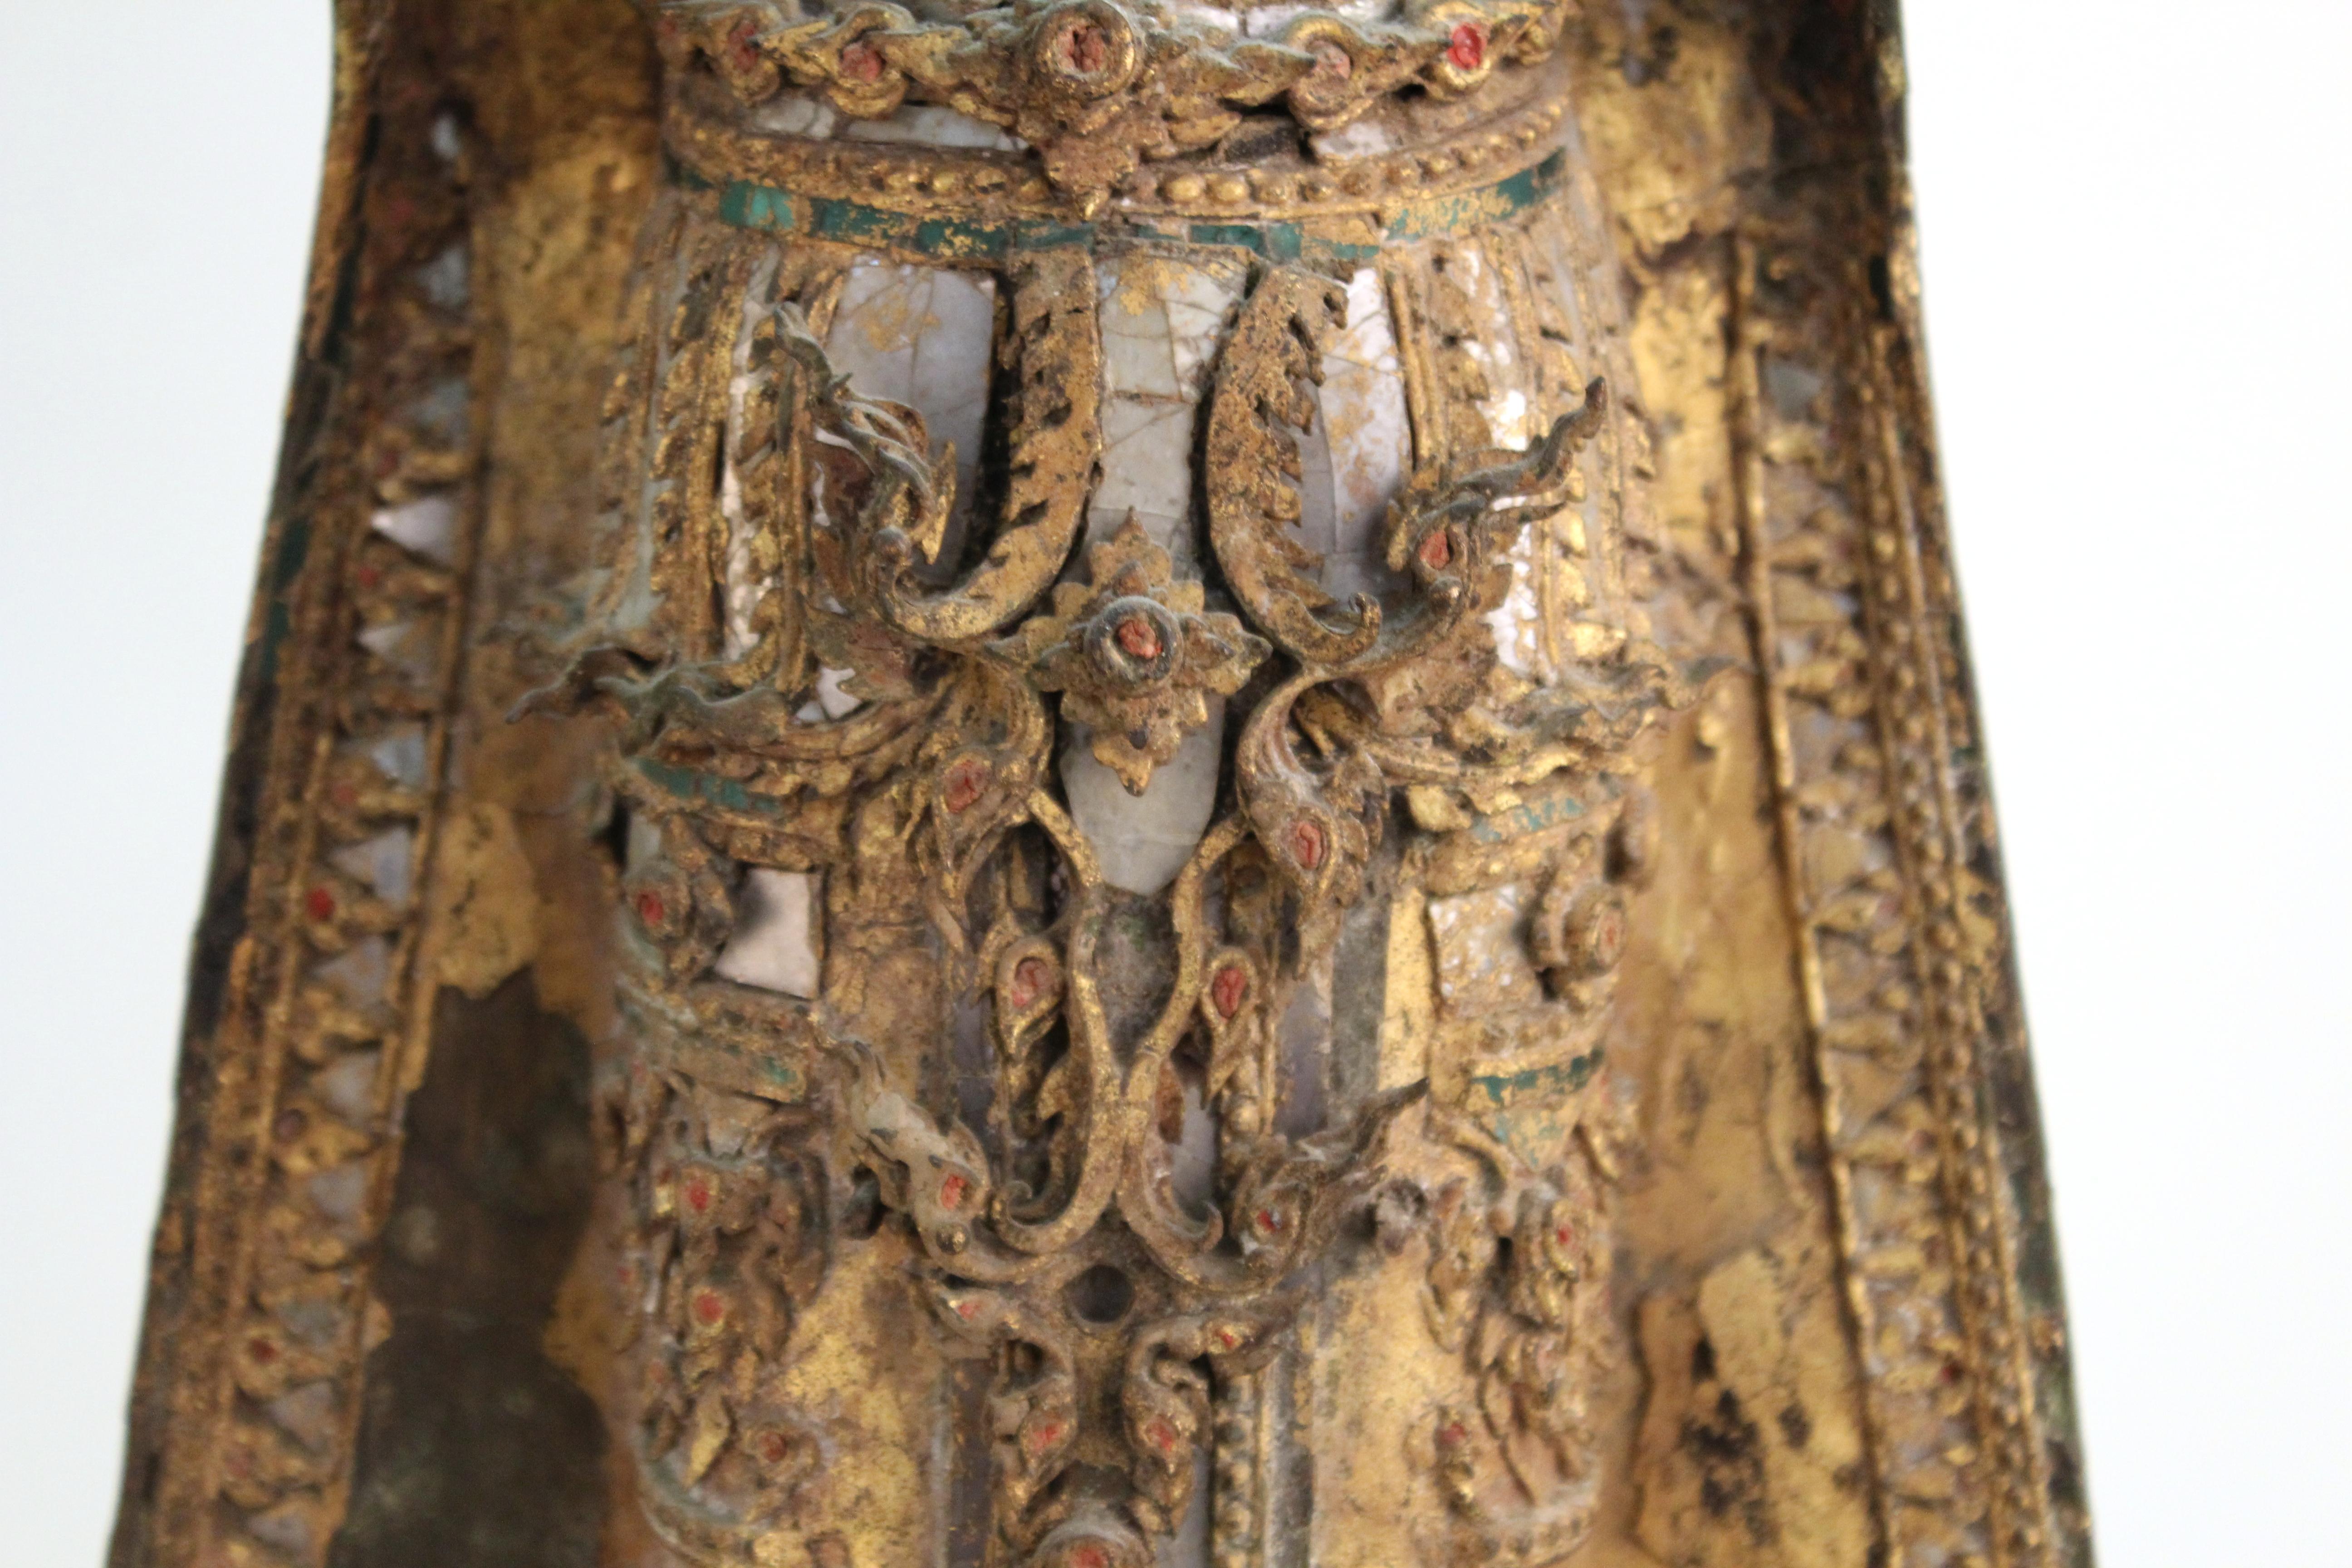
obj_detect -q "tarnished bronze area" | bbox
[109,5,2086,1568]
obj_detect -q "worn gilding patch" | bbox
[426,804,541,1003]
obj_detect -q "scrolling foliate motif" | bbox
[616,1046,834,1560]
[655,0,1574,199]
[106,11,2090,1568]
[534,221,1700,1568]
[1207,264,1697,944]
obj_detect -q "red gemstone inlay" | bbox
[939,1172,970,1210]
[636,890,666,926]
[305,887,336,921]
[692,1290,726,1327]
[758,1430,793,1463]
[944,757,990,813]
[1070,1546,1110,1568]
[1446,22,1486,69]
[1254,1207,1284,1234]
[1215,1327,1241,1351]
[1008,955,1051,1010]
[839,40,884,82]
[247,1335,279,1364]
[1289,820,1327,871]
[1027,1418,1064,1452]
[956,1298,983,1320]
[1210,965,1248,1020]
[1146,1418,1178,1453]
[725,17,762,72]
[1058,21,1110,74]
[1114,613,1162,661]
[1554,1225,1574,1249]
[1588,906,1626,967]
[1439,1419,1468,1446]
[684,1176,713,1214]
[1418,530,1452,571]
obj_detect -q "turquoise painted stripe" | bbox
[632,755,793,818]
[720,180,1097,259]
[709,146,1564,263]
[1469,1046,1606,1109]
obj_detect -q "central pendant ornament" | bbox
[1003,519,1270,794]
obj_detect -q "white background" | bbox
[1,3,2344,1563]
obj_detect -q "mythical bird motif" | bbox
[531,196,1700,1566]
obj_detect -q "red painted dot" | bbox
[355,564,382,590]
[956,1298,982,1321]
[1210,965,1249,1020]
[1071,1545,1110,1568]
[305,887,337,921]
[725,17,762,72]
[692,1290,726,1327]
[1446,22,1486,70]
[938,1172,970,1210]
[1114,614,1162,661]
[684,1176,713,1215]
[1146,1418,1178,1453]
[757,1430,792,1464]
[1554,1225,1574,1249]
[635,890,666,926]
[1254,1207,1284,1235]
[1439,1419,1468,1446]
[247,1335,279,1364]
[1027,1417,1064,1452]
[943,757,990,814]
[839,40,884,82]
[1289,820,1327,871]
[1418,530,1452,571]
[1007,956,1051,1011]
[1214,1326,1242,1351]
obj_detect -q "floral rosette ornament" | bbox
[997,519,1269,794]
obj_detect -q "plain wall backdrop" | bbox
[2,3,2343,1563]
